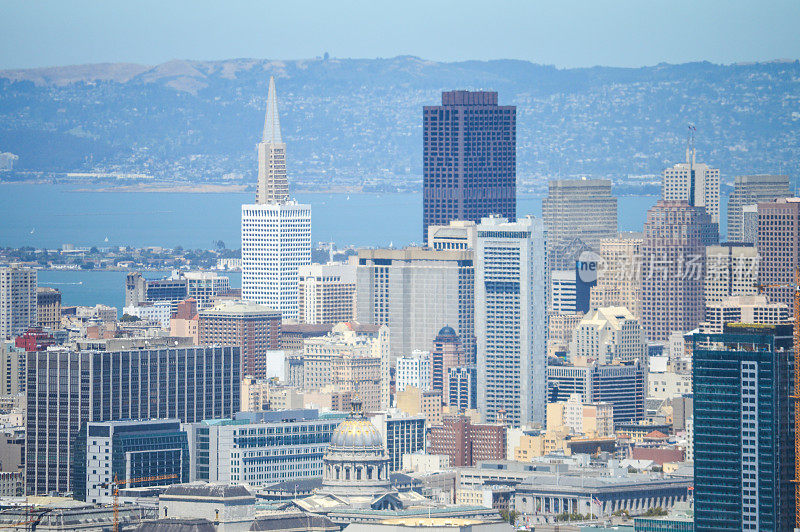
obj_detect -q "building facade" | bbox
[256,76,289,204]
[36,287,61,330]
[298,262,357,325]
[26,341,240,495]
[662,147,720,224]
[447,366,477,411]
[422,90,516,243]
[396,350,431,393]
[727,174,790,243]
[590,233,643,319]
[569,307,647,364]
[0,264,36,339]
[701,294,789,333]
[73,419,189,503]
[704,244,758,305]
[427,415,506,467]
[187,410,340,486]
[476,215,545,427]
[693,324,793,531]
[198,300,281,379]
[641,201,718,341]
[757,198,800,309]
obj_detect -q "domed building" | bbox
[321,400,391,496]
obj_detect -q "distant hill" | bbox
[0,56,798,192]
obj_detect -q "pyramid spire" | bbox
[262,76,282,144]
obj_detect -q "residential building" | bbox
[546,394,614,438]
[701,294,789,333]
[757,197,800,309]
[448,366,477,411]
[662,146,720,223]
[169,298,199,343]
[122,300,172,328]
[186,410,340,487]
[693,324,793,531]
[542,179,618,271]
[641,201,718,341]
[298,261,357,325]
[569,307,647,364]
[0,340,25,397]
[198,299,281,379]
[476,215,546,427]
[72,419,189,503]
[0,264,36,339]
[547,359,645,425]
[427,415,506,467]
[422,90,515,243]
[301,322,387,411]
[591,233,643,318]
[26,339,240,495]
[240,375,271,411]
[356,247,476,368]
[727,174,790,243]
[704,244,758,305]
[396,350,431,393]
[36,287,61,329]
[242,77,311,320]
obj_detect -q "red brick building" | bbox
[14,328,55,352]
[427,415,506,467]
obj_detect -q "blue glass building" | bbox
[693,323,794,531]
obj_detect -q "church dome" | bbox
[436,325,457,337]
[329,417,384,449]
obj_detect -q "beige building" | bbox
[546,394,614,438]
[662,147,721,223]
[648,371,692,400]
[396,386,443,426]
[169,299,199,344]
[547,312,584,357]
[240,375,271,411]
[0,264,37,339]
[704,244,758,305]
[427,220,477,251]
[298,261,357,325]
[701,295,790,333]
[301,322,388,411]
[514,429,570,461]
[36,287,61,330]
[590,233,643,318]
[569,307,646,364]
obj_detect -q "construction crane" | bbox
[758,267,800,527]
[101,473,179,532]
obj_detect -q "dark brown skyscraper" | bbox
[423,90,516,243]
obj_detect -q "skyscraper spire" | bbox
[256,75,288,204]
[262,76,282,144]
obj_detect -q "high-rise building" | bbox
[701,294,789,333]
[430,326,466,399]
[370,413,427,472]
[426,415,506,467]
[0,340,25,397]
[298,262,357,325]
[704,244,758,305]
[757,198,800,309]
[186,410,340,487]
[26,339,240,495]
[356,247,475,367]
[422,90,516,243]
[395,350,431,393]
[662,145,721,224]
[641,201,718,341]
[72,419,189,503]
[241,77,311,320]
[256,76,289,205]
[447,366,477,411]
[542,179,618,271]
[693,324,793,531]
[569,307,647,364]
[546,360,645,425]
[476,215,546,427]
[547,312,584,358]
[170,298,199,343]
[198,300,282,379]
[0,264,36,339]
[727,174,790,243]
[36,287,61,330]
[590,233,643,319]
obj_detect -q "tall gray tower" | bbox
[256,76,289,204]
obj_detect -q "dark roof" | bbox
[282,323,335,335]
[436,325,457,338]
[136,518,216,532]
[250,513,337,531]
[162,483,254,499]
[261,478,323,493]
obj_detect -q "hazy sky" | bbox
[1,0,798,70]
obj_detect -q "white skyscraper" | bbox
[241,76,311,320]
[662,141,721,223]
[475,215,546,427]
[0,264,37,339]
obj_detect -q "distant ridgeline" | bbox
[0,57,798,187]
